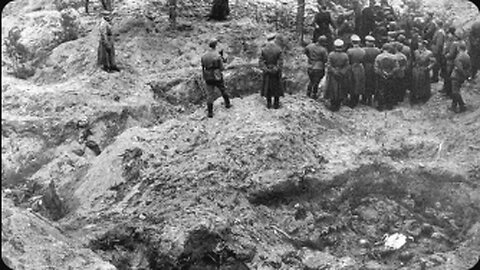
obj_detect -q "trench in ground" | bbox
[249,163,480,266]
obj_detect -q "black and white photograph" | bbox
[1,0,480,269]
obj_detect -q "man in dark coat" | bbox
[313,4,336,52]
[362,35,381,106]
[393,41,408,104]
[411,40,435,104]
[346,34,366,108]
[97,11,119,72]
[374,43,399,110]
[361,0,376,40]
[201,39,232,117]
[260,33,284,109]
[337,16,356,51]
[397,35,413,99]
[423,12,436,43]
[352,0,363,36]
[209,0,230,21]
[305,35,329,99]
[325,39,350,111]
[468,21,480,80]
[440,27,459,97]
[450,41,471,113]
[430,20,446,83]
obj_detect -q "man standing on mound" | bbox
[259,33,284,109]
[98,10,120,72]
[201,39,232,118]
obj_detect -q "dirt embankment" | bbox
[2,0,480,269]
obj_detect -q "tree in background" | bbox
[297,0,305,44]
[169,0,177,30]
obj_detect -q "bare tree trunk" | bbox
[296,0,305,44]
[169,0,177,30]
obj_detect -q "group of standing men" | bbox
[305,0,479,113]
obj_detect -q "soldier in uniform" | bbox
[450,41,471,112]
[468,21,480,80]
[337,15,356,51]
[305,35,329,99]
[362,35,381,106]
[325,39,350,111]
[346,34,366,108]
[397,35,413,99]
[423,12,436,43]
[97,10,119,72]
[313,4,336,52]
[259,33,284,109]
[441,27,460,97]
[430,20,446,83]
[393,42,408,104]
[201,39,232,118]
[411,40,435,104]
[374,43,399,110]
[361,0,377,40]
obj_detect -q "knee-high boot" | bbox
[273,96,280,109]
[223,94,231,108]
[207,103,213,118]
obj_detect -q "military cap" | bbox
[334,39,344,47]
[447,26,456,34]
[267,33,277,40]
[318,35,328,43]
[365,35,375,42]
[208,38,218,48]
[351,34,361,42]
[397,34,406,42]
[382,43,392,51]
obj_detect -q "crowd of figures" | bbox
[92,0,480,117]
[202,0,479,116]
[305,0,480,113]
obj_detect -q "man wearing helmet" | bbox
[346,34,366,107]
[362,35,381,106]
[325,39,350,111]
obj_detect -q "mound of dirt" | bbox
[2,0,480,269]
[1,195,116,270]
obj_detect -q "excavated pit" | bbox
[89,224,251,270]
[250,163,480,266]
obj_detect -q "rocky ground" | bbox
[2,0,480,269]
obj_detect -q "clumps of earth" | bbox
[2,0,480,270]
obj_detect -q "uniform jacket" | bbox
[325,51,349,100]
[394,51,408,78]
[444,39,459,65]
[431,28,445,55]
[347,47,366,64]
[314,10,334,34]
[414,48,435,68]
[451,51,471,82]
[99,19,114,48]
[375,52,399,78]
[363,46,381,64]
[201,50,225,83]
[305,43,328,70]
